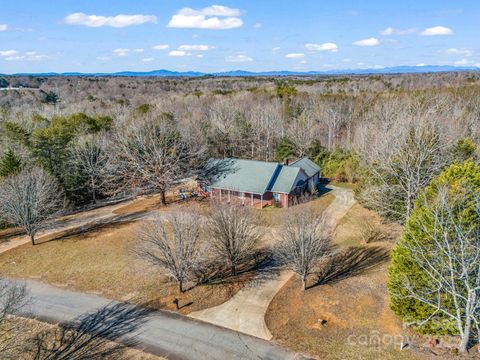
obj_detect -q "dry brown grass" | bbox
[264,202,428,360]
[0,220,243,315]
[257,193,335,227]
[10,317,163,359]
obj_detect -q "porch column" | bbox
[219,189,222,201]
[251,193,253,206]
[260,194,263,208]
[241,192,245,205]
[228,190,231,202]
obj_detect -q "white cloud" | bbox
[142,57,154,62]
[168,5,243,30]
[0,24,8,32]
[225,54,253,62]
[420,26,453,36]
[353,37,380,46]
[0,50,19,57]
[64,12,157,28]
[113,48,130,57]
[454,58,470,66]
[169,50,189,57]
[380,27,416,36]
[253,22,262,29]
[177,44,213,51]
[272,47,281,52]
[305,42,338,52]
[96,56,111,61]
[300,60,307,64]
[286,53,305,58]
[1,50,49,61]
[133,48,144,53]
[446,48,473,57]
[152,44,169,50]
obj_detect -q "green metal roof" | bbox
[270,166,301,193]
[290,157,320,177]
[209,157,320,195]
[210,158,279,194]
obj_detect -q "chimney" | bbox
[283,158,289,166]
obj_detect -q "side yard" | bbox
[265,203,432,360]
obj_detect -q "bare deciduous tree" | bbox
[109,117,204,205]
[0,167,64,245]
[70,135,108,204]
[0,278,28,359]
[208,203,262,276]
[394,188,480,353]
[360,122,446,222]
[136,209,203,292]
[276,207,331,290]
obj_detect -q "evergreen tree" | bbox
[0,149,22,177]
[388,160,480,336]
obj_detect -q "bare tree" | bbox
[360,122,447,222]
[70,135,108,204]
[135,209,203,292]
[208,203,262,276]
[0,278,28,359]
[394,188,480,353]
[109,116,204,205]
[0,167,64,245]
[276,207,331,290]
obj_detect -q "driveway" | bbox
[15,279,309,360]
[189,185,356,340]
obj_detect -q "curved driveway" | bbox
[189,186,355,340]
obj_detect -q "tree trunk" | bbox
[302,275,307,290]
[231,264,237,276]
[91,177,97,204]
[160,190,167,206]
[458,314,472,353]
[29,233,36,246]
[179,280,184,293]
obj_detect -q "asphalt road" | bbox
[15,279,309,360]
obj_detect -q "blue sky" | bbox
[0,0,479,73]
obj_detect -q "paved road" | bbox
[189,186,356,340]
[15,280,309,360]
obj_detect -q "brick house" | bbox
[201,157,320,208]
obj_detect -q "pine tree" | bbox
[0,149,22,177]
[388,160,480,335]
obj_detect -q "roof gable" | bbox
[289,157,320,177]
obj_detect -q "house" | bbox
[201,157,320,208]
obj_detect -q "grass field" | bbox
[0,220,243,314]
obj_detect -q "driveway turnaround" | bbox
[189,185,355,340]
[16,279,309,360]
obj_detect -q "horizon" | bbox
[1,1,480,74]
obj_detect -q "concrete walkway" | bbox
[15,279,308,360]
[189,185,356,340]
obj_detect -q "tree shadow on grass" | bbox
[27,302,152,360]
[309,246,390,289]
[195,249,280,288]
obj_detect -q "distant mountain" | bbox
[2,65,479,77]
